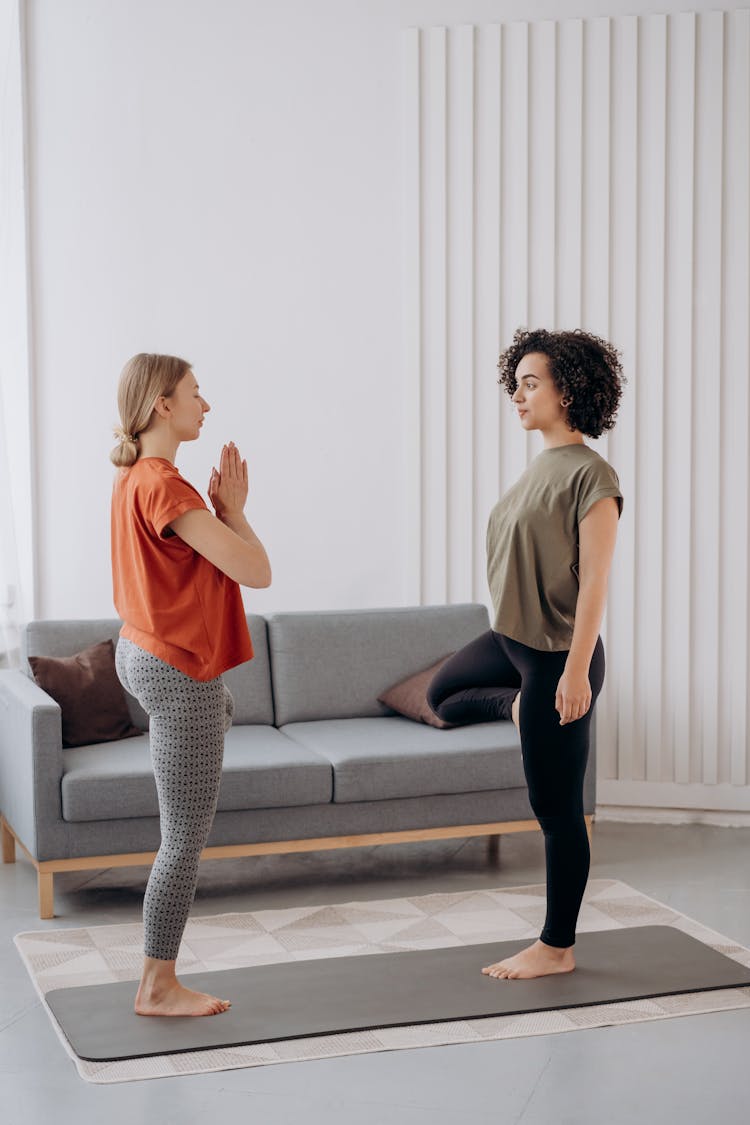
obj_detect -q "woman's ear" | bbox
[151,395,171,421]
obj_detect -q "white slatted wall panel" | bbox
[403,9,750,813]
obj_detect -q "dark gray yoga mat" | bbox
[45,925,750,1061]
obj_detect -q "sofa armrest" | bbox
[0,670,63,859]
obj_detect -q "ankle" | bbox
[539,939,573,956]
[139,957,178,994]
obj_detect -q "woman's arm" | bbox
[168,442,272,589]
[555,496,619,724]
[169,509,271,588]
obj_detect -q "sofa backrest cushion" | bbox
[23,615,274,729]
[223,615,274,724]
[267,603,490,725]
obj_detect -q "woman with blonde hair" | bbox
[110,352,271,1017]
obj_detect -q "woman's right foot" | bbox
[135,981,231,1017]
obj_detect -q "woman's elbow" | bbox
[243,562,272,588]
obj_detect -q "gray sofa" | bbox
[0,603,596,918]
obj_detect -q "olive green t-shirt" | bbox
[486,443,623,652]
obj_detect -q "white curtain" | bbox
[0,375,20,669]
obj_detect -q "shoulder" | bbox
[131,458,200,494]
[565,445,620,483]
[122,460,206,522]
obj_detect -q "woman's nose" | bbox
[202,399,211,412]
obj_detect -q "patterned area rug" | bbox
[14,878,750,1084]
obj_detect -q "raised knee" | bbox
[425,682,446,717]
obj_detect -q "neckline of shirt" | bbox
[540,443,589,452]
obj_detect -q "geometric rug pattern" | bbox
[14,878,750,1084]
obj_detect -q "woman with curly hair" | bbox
[427,328,625,981]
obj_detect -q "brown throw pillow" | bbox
[28,639,141,748]
[378,655,455,729]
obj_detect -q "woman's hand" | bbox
[208,442,248,520]
[555,667,592,725]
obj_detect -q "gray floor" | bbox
[2,821,749,1124]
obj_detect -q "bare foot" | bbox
[135,980,231,1017]
[481,939,575,980]
[511,691,521,731]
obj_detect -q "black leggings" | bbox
[426,630,605,948]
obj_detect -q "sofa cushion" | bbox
[267,603,490,725]
[23,615,274,729]
[61,727,332,822]
[28,639,141,749]
[280,716,525,804]
[220,615,274,724]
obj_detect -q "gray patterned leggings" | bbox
[115,637,233,960]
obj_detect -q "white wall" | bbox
[4,0,747,815]
[26,0,405,619]
[18,0,732,620]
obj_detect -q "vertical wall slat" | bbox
[526,19,556,478]
[472,23,502,603]
[421,28,448,603]
[663,11,696,786]
[555,19,583,331]
[691,12,724,787]
[447,26,476,603]
[401,28,422,604]
[499,21,529,496]
[636,15,667,783]
[528,20,557,332]
[582,16,614,776]
[721,9,750,789]
[609,16,639,783]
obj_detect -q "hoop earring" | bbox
[561,397,572,408]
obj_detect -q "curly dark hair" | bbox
[497,327,625,439]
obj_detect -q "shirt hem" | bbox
[119,623,254,681]
[492,620,574,653]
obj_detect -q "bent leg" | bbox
[426,630,521,725]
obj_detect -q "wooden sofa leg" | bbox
[487,834,500,863]
[1,817,15,863]
[38,871,54,919]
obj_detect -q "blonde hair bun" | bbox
[109,427,139,468]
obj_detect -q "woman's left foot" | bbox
[481,938,575,980]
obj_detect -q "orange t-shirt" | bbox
[111,457,253,681]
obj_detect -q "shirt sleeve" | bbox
[576,460,624,524]
[141,467,208,538]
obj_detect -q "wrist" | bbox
[564,652,589,675]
